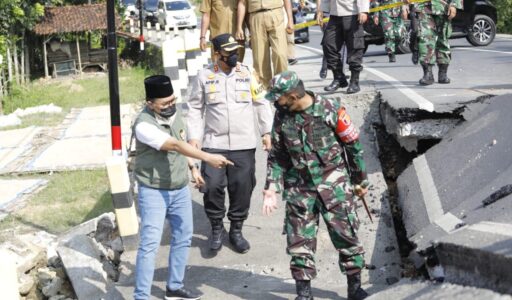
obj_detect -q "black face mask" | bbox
[274,101,288,114]
[158,104,177,118]
[221,52,238,68]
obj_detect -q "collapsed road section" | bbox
[376,93,512,295]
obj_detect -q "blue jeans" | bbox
[134,184,193,300]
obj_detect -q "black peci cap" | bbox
[144,75,174,100]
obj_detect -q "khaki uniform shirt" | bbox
[246,0,283,14]
[187,63,274,150]
[200,0,239,38]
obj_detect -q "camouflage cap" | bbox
[265,71,300,102]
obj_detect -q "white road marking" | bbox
[365,68,435,112]
[435,212,464,233]
[296,44,436,112]
[469,221,512,238]
[413,154,444,223]
[454,47,512,55]
[309,29,323,33]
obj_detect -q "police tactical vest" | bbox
[133,107,189,190]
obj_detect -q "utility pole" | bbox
[106,0,121,156]
[105,0,139,248]
[138,0,145,51]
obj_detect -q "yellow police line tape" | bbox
[294,0,431,30]
[176,0,430,52]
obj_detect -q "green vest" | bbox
[133,107,189,190]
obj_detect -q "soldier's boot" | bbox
[346,70,361,94]
[229,221,250,253]
[324,69,349,92]
[419,63,434,85]
[347,272,369,300]
[388,53,396,63]
[319,67,328,79]
[438,64,451,84]
[412,50,419,65]
[295,280,314,300]
[209,218,226,251]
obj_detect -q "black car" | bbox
[142,0,159,25]
[364,0,497,53]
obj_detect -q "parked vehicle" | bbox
[157,0,197,29]
[293,2,309,43]
[363,0,497,53]
[142,0,159,25]
[121,0,139,20]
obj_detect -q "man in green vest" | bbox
[133,75,233,300]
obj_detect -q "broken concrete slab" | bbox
[378,96,494,152]
[434,219,512,294]
[57,234,109,300]
[396,94,512,249]
[366,278,512,300]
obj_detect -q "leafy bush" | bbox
[493,0,512,33]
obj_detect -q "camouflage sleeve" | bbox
[324,98,368,186]
[449,0,463,10]
[264,114,292,193]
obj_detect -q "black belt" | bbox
[251,7,280,14]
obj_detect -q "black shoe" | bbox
[229,221,250,253]
[165,287,201,300]
[288,58,298,65]
[419,63,434,85]
[324,70,348,92]
[209,218,226,251]
[295,280,313,300]
[438,64,451,84]
[347,273,368,300]
[388,53,396,63]
[412,50,419,65]
[319,68,327,79]
[346,71,360,94]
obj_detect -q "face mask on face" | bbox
[221,52,238,68]
[158,104,176,118]
[274,101,288,113]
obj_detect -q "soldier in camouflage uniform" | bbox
[372,0,405,62]
[262,71,370,300]
[411,0,462,85]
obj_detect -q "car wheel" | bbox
[466,14,496,46]
[396,27,412,54]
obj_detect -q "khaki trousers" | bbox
[287,33,295,59]
[249,8,288,88]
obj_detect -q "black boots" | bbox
[438,64,451,84]
[388,53,396,63]
[347,273,368,300]
[347,71,360,94]
[319,67,327,79]
[209,218,226,251]
[295,280,313,300]
[229,221,250,253]
[419,63,434,85]
[324,70,348,92]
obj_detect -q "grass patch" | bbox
[0,169,113,235]
[2,67,154,115]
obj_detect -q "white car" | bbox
[157,0,197,29]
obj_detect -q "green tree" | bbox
[493,0,512,33]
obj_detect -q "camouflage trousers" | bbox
[418,13,453,65]
[284,189,365,280]
[380,14,405,54]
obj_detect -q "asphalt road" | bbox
[298,27,512,112]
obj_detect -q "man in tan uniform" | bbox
[200,0,246,62]
[236,0,294,88]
